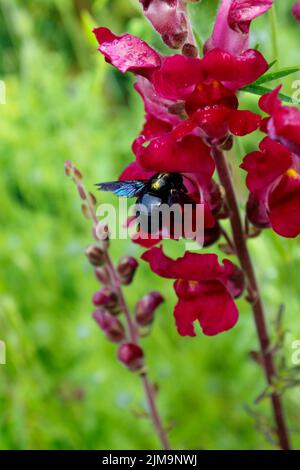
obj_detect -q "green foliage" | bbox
[0,0,300,450]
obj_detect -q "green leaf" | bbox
[267,59,277,71]
[240,84,294,104]
[255,66,300,85]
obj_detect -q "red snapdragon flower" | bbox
[93,26,268,247]
[205,0,273,56]
[241,88,300,238]
[241,137,300,238]
[259,86,300,157]
[142,246,244,336]
[94,27,266,145]
[292,1,300,20]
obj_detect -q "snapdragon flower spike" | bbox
[292,1,300,20]
[139,0,190,49]
[142,247,244,336]
[241,137,300,238]
[205,0,273,56]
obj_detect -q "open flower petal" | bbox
[135,134,215,178]
[228,0,273,33]
[93,27,161,75]
[202,48,268,88]
[268,171,300,238]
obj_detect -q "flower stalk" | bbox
[65,161,170,450]
[212,147,291,450]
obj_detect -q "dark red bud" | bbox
[246,194,271,229]
[220,134,234,151]
[209,182,225,216]
[64,160,73,175]
[182,43,198,58]
[228,265,245,299]
[92,287,118,309]
[163,30,188,49]
[135,291,164,326]
[82,204,92,219]
[203,223,221,248]
[85,245,106,266]
[77,184,86,200]
[73,168,82,180]
[117,256,138,285]
[95,266,110,285]
[117,343,144,371]
[93,308,125,343]
[168,102,188,119]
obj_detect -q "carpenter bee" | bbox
[96,173,196,235]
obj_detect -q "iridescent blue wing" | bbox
[96,180,147,198]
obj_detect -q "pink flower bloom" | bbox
[142,247,244,336]
[292,1,300,20]
[205,0,273,56]
[139,0,190,49]
[241,137,300,238]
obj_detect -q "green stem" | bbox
[269,6,279,70]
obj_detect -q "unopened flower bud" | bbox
[168,102,187,119]
[182,43,198,58]
[117,256,138,285]
[64,160,73,175]
[203,223,221,247]
[73,168,82,180]
[85,245,106,266]
[95,266,110,285]
[82,204,92,219]
[117,343,144,371]
[228,265,245,299]
[140,0,188,49]
[92,287,118,310]
[77,184,86,200]
[220,134,234,151]
[246,194,270,229]
[94,223,110,248]
[135,291,164,326]
[89,192,97,206]
[93,308,125,343]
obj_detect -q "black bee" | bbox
[96,172,195,234]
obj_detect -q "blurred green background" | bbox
[0,0,300,450]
